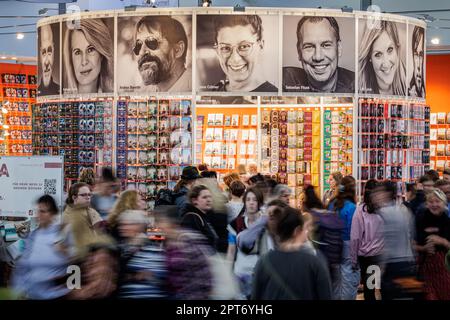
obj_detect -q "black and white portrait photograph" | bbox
[196,14,279,93]
[358,19,407,96]
[62,17,114,95]
[117,15,192,94]
[283,15,355,94]
[408,25,425,98]
[37,22,60,96]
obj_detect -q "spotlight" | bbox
[11,57,17,60]
[3,125,9,129]
[431,37,440,45]
[16,33,24,40]
[38,8,48,15]
[0,56,6,59]
[201,0,211,7]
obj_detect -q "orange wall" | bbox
[427,54,450,113]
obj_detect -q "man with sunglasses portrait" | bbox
[211,15,278,92]
[133,16,191,92]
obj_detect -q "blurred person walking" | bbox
[373,181,418,300]
[227,187,264,299]
[350,179,384,301]
[154,206,213,300]
[435,179,450,216]
[117,210,167,299]
[251,206,331,300]
[12,195,74,300]
[415,188,450,300]
[327,176,360,300]
[91,167,119,220]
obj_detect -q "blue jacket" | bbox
[328,200,356,241]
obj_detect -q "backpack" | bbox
[309,209,345,265]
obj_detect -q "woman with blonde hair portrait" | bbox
[63,18,114,94]
[359,20,406,96]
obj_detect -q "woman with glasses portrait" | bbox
[63,18,114,94]
[209,15,278,93]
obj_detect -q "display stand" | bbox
[430,111,450,173]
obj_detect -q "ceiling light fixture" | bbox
[201,0,211,7]
[431,37,440,45]
[16,33,24,40]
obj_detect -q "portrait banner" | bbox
[283,15,355,94]
[37,22,61,97]
[117,14,192,95]
[358,19,407,96]
[407,24,426,98]
[62,17,114,95]
[196,14,279,94]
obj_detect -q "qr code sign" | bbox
[44,179,57,195]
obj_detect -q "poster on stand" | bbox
[0,156,63,217]
[358,19,407,96]
[62,17,115,95]
[196,14,279,93]
[408,24,425,98]
[117,14,192,94]
[37,22,61,97]
[282,15,355,94]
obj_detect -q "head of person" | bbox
[266,199,289,236]
[425,170,440,183]
[296,16,341,91]
[108,189,146,227]
[270,184,292,205]
[359,20,406,95]
[98,167,118,196]
[200,170,218,179]
[213,15,264,88]
[188,185,213,213]
[248,173,264,186]
[153,205,180,240]
[229,180,246,200]
[371,180,397,209]
[363,179,378,214]
[243,187,264,215]
[78,167,95,188]
[275,206,304,245]
[36,194,58,228]
[66,182,92,208]
[39,25,55,87]
[133,16,187,86]
[435,179,450,203]
[425,188,448,216]
[174,166,200,193]
[411,26,424,93]
[302,185,324,211]
[247,163,258,175]
[64,19,113,93]
[237,164,247,175]
[223,172,240,190]
[405,182,417,202]
[335,176,356,210]
[197,163,209,173]
[264,178,279,196]
[444,168,450,182]
[419,174,435,192]
[328,171,343,190]
[118,209,149,239]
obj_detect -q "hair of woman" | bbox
[303,185,324,210]
[363,179,378,214]
[359,20,406,95]
[108,189,140,227]
[243,187,264,212]
[66,182,90,205]
[188,185,210,203]
[63,19,113,93]
[335,176,356,211]
[276,207,304,243]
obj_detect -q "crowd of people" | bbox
[2,165,450,300]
